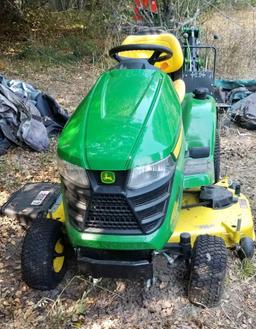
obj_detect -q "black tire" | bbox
[237,237,255,260]
[188,235,227,307]
[21,218,67,290]
[214,130,220,183]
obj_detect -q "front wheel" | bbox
[188,235,227,307]
[21,218,67,290]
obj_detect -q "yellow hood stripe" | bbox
[173,129,183,159]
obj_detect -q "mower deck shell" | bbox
[3,179,254,250]
[169,179,255,247]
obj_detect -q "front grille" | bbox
[131,183,169,206]
[63,182,89,231]
[62,171,171,235]
[129,181,170,233]
[86,194,139,230]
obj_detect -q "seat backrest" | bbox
[121,33,184,74]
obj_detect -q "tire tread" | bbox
[21,218,66,290]
[188,235,227,307]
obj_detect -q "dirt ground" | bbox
[0,61,256,329]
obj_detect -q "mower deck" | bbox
[2,179,254,251]
[169,179,255,247]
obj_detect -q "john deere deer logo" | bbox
[101,171,116,184]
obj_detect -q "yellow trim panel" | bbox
[173,79,186,103]
[47,194,65,222]
[173,129,183,159]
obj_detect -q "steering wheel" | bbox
[109,44,173,65]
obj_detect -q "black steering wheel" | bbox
[109,44,173,65]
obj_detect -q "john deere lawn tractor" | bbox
[1,29,255,307]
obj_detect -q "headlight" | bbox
[57,158,89,187]
[127,156,175,189]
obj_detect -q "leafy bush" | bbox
[16,35,101,65]
[1,0,256,69]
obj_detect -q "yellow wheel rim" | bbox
[55,239,64,254]
[53,239,65,273]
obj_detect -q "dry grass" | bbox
[203,9,256,79]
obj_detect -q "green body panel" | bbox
[63,140,185,250]
[58,68,186,250]
[182,94,217,189]
[58,67,216,251]
[58,69,181,170]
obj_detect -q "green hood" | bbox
[58,69,181,170]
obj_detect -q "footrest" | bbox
[77,247,153,280]
[78,256,153,280]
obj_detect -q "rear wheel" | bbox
[188,235,227,307]
[214,130,220,183]
[21,218,67,290]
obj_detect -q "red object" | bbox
[133,0,158,21]
[150,0,158,13]
[134,6,143,21]
[134,0,149,8]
